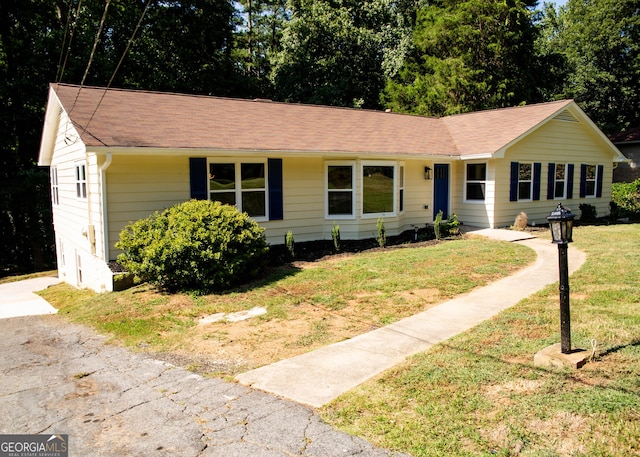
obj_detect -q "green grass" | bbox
[37,237,533,362]
[321,224,640,457]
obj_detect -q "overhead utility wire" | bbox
[55,1,74,82]
[80,0,111,87]
[82,0,153,133]
[67,0,111,118]
[56,0,84,83]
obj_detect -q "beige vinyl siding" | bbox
[106,155,190,259]
[451,160,496,228]
[493,117,615,227]
[403,160,434,228]
[48,110,109,290]
[260,156,324,243]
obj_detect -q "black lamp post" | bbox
[547,203,576,354]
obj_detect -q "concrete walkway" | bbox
[0,276,60,319]
[237,229,587,408]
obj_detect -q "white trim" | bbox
[360,160,397,219]
[584,164,598,198]
[50,166,59,205]
[553,163,568,200]
[207,158,269,222]
[516,162,534,202]
[99,152,112,260]
[464,161,487,203]
[325,160,356,220]
[74,162,87,200]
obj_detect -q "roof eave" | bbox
[87,146,460,160]
[38,86,62,166]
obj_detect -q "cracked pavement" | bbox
[0,315,408,456]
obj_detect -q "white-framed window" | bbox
[361,161,397,217]
[584,164,597,197]
[75,163,87,199]
[399,165,405,213]
[326,161,356,218]
[465,162,487,202]
[59,238,65,267]
[76,251,83,286]
[208,160,267,220]
[554,163,567,199]
[517,162,533,201]
[51,166,59,205]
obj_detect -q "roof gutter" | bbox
[86,146,462,161]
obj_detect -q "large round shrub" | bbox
[116,200,269,292]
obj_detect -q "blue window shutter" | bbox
[533,162,542,201]
[579,164,587,198]
[509,162,519,202]
[547,163,555,200]
[189,158,207,200]
[596,164,604,197]
[268,158,283,220]
[567,164,574,199]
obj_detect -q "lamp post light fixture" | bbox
[547,203,576,354]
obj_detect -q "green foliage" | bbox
[383,0,541,116]
[376,218,386,248]
[323,224,640,457]
[285,230,295,258]
[271,0,415,108]
[579,203,598,222]
[434,211,460,240]
[611,179,640,220]
[232,0,288,97]
[116,200,269,293]
[434,211,444,240]
[540,0,640,134]
[331,222,341,252]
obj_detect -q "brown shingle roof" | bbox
[610,126,640,143]
[442,100,574,157]
[51,83,573,158]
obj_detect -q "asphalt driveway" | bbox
[0,314,407,456]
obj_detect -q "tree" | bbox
[0,0,239,276]
[382,0,541,116]
[233,0,289,98]
[541,0,640,134]
[271,0,417,109]
[0,0,62,274]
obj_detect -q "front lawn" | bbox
[322,224,640,457]
[38,236,533,376]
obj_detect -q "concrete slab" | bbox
[0,276,60,319]
[461,226,538,242]
[237,232,587,407]
[534,343,590,369]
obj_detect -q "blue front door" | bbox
[433,164,449,219]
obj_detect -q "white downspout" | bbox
[99,152,113,261]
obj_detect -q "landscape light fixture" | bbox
[547,203,576,354]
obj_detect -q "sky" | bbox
[547,0,569,7]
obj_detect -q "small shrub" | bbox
[285,231,295,259]
[116,200,269,292]
[579,203,597,222]
[434,211,443,240]
[513,212,528,230]
[434,211,460,240]
[611,178,640,220]
[331,222,341,252]
[446,214,460,236]
[376,218,386,247]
